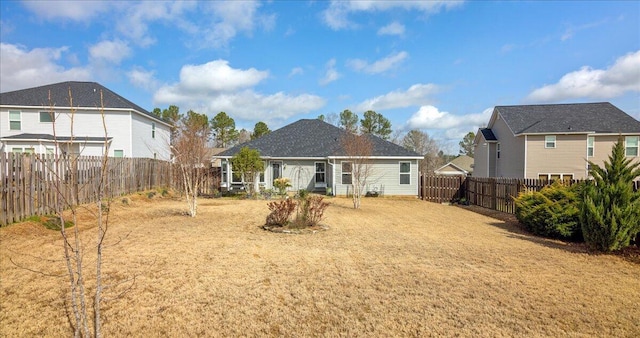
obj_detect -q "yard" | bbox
[1,194,639,337]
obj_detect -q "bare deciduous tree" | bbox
[340,132,373,209]
[42,88,112,337]
[402,129,444,174]
[171,111,211,217]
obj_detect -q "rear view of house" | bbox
[215,119,423,196]
[0,81,171,160]
[474,102,640,180]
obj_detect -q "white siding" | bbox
[1,107,170,159]
[131,112,171,159]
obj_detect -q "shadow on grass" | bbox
[457,204,640,264]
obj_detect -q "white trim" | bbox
[0,137,111,144]
[39,111,55,123]
[8,110,21,131]
[340,160,353,185]
[545,135,556,149]
[537,173,575,181]
[314,161,326,186]
[625,136,639,157]
[524,135,528,178]
[399,161,411,185]
[587,136,594,157]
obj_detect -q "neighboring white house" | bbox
[0,81,171,160]
[214,119,423,197]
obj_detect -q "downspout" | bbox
[524,135,528,179]
[328,158,336,196]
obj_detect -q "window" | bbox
[341,161,352,185]
[315,162,326,184]
[625,136,639,157]
[152,123,156,139]
[114,150,124,158]
[46,148,54,155]
[497,143,501,159]
[221,161,228,183]
[259,161,266,183]
[399,162,411,185]
[24,148,35,154]
[11,148,22,153]
[539,173,573,182]
[39,111,54,123]
[587,136,594,157]
[9,110,21,130]
[545,135,556,149]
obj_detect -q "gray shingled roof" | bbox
[1,133,112,142]
[217,119,421,158]
[479,128,497,141]
[494,102,640,134]
[0,81,165,123]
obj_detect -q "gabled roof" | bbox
[493,102,640,135]
[216,119,421,158]
[0,81,167,124]
[479,128,497,141]
[435,155,474,174]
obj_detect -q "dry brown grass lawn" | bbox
[1,194,639,337]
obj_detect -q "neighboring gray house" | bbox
[214,119,423,196]
[0,81,171,160]
[434,155,474,176]
[474,102,640,180]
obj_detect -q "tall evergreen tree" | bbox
[252,121,271,140]
[210,112,239,148]
[459,131,475,157]
[360,110,392,140]
[580,137,640,252]
[339,109,358,132]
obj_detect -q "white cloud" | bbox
[117,1,196,47]
[21,1,111,22]
[406,106,492,138]
[0,43,91,92]
[347,51,408,74]
[127,67,159,91]
[319,58,341,85]
[378,22,405,36]
[202,0,275,48]
[289,67,304,77]
[526,50,640,102]
[89,39,131,64]
[153,59,325,122]
[321,0,464,30]
[356,83,440,111]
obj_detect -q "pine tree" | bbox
[580,137,640,252]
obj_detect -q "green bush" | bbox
[580,138,640,252]
[514,181,582,240]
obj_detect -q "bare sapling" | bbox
[171,111,211,217]
[43,88,112,337]
[340,132,373,209]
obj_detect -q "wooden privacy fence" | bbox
[419,175,466,203]
[0,152,173,226]
[419,176,640,215]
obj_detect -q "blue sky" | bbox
[1,1,639,152]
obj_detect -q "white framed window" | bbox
[625,136,639,157]
[341,161,352,185]
[315,162,326,184]
[221,161,228,184]
[399,161,411,185]
[11,148,22,153]
[259,161,266,183]
[39,111,54,123]
[9,110,21,130]
[538,173,574,182]
[24,148,35,154]
[587,136,594,157]
[46,147,54,155]
[497,143,501,159]
[113,150,124,158]
[152,123,156,139]
[545,135,556,149]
